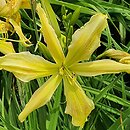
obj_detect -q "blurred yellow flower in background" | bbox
[0,0,31,47]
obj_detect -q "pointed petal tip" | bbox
[70,59,130,77]
[64,76,94,127]
[65,98,94,128]
[18,74,62,123]
[18,102,32,123]
[97,49,130,60]
[36,3,65,64]
[65,13,108,66]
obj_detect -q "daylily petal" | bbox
[0,0,6,8]
[11,12,21,26]
[0,52,58,82]
[36,4,65,64]
[63,76,94,127]
[65,13,107,66]
[97,49,130,60]
[69,59,130,76]
[40,0,61,38]
[20,0,30,9]
[18,74,62,122]
[0,40,15,54]
[0,20,13,33]
[0,0,22,17]
[9,19,32,47]
[120,56,130,64]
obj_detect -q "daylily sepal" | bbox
[0,52,58,82]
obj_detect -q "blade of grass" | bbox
[108,107,130,130]
[50,0,96,15]
[48,83,62,130]
[94,74,124,104]
[0,126,7,130]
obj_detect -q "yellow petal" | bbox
[40,0,61,38]
[65,13,108,66]
[97,49,130,60]
[0,40,15,54]
[11,12,21,26]
[63,76,94,127]
[0,0,22,17]
[0,52,58,82]
[36,3,65,64]
[0,20,13,33]
[18,74,62,122]
[20,0,30,9]
[120,56,130,64]
[69,59,130,76]
[9,19,32,47]
[0,0,6,10]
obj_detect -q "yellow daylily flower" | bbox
[97,49,130,60]
[0,0,30,17]
[96,49,130,64]
[1,4,130,127]
[0,20,15,55]
[0,0,21,17]
[0,0,31,46]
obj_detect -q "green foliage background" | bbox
[0,0,130,130]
